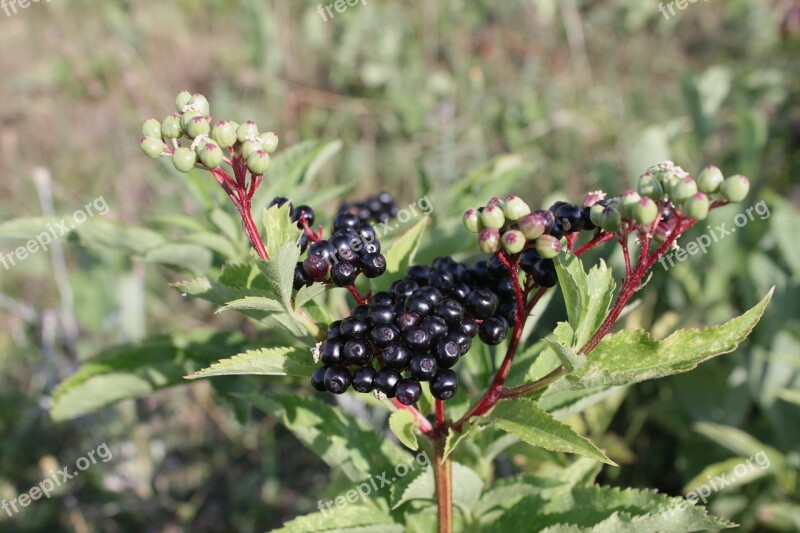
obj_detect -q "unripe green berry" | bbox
[237,121,259,143]
[197,140,224,168]
[535,234,561,259]
[487,196,505,208]
[185,114,211,138]
[480,204,506,230]
[502,195,531,221]
[246,149,271,175]
[599,206,621,233]
[696,166,724,194]
[175,91,192,112]
[188,93,210,116]
[682,192,710,220]
[211,120,238,149]
[633,197,658,225]
[180,110,203,132]
[259,132,279,153]
[172,147,197,173]
[720,175,750,203]
[501,230,526,254]
[140,136,166,159]
[670,177,698,204]
[637,172,664,199]
[241,139,263,160]
[142,118,161,138]
[477,229,501,254]
[589,204,605,227]
[620,190,642,220]
[518,212,546,240]
[463,209,481,233]
[161,114,183,139]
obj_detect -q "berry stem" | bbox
[210,167,269,260]
[433,436,453,533]
[500,365,567,398]
[391,399,433,434]
[435,399,446,428]
[345,285,367,305]
[574,231,614,256]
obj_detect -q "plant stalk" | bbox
[433,435,453,533]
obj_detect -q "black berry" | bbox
[311,366,327,391]
[479,316,509,345]
[409,355,438,381]
[430,369,458,400]
[374,368,401,397]
[324,366,352,394]
[352,367,376,393]
[396,378,422,405]
[466,288,499,319]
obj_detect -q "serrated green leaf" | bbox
[50,331,244,421]
[442,424,478,462]
[258,241,302,311]
[186,347,313,379]
[219,296,285,314]
[555,253,615,349]
[546,289,773,394]
[371,217,428,293]
[479,399,615,465]
[273,505,401,533]
[263,203,302,259]
[388,410,419,451]
[295,283,330,310]
[245,393,409,483]
[544,338,584,373]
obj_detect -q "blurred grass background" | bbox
[0,0,799,531]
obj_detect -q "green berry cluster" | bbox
[139,91,279,176]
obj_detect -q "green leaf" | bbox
[371,216,428,293]
[693,422,785,469]
[245,393,410,482]
[555,253,615,349]
[219,296,285,314]
[544,337,584,373]
[74,218,167,255]
[185,347,313,379]
[778,388,800,406]
[442,424,479,462]
[683,457,770,495]
[388,410,419,451]
[258,242,302,311]
[262,203,302,259]
[273,505,402,533]
[391,461,483,513]
[546,288,773,394]
[479,399,615,465]
[141,243,212,274]
[294,283,330,310]
[50,331,244,421]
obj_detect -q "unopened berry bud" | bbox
[211,120,238,148]
[237,120,259,143]
[259,132,279,153]
[487,196,504,208]
[140,136,166,159]
[463,209,480,233]
[246,149,270,175]
[180,110,202,132]
[620,190,642,219]
[599,206,621,233]
[241,139,263,160]
[670,177,698,204]
[697,166,724,194]
[142,118,161,138]
[188,93,210,116]
[501,229,526,254]
[535,234,561,259]
[720,175,749,202]
[633,197,658,225]
[197,140,223,168]
[518,212,546,240]
[589,204,605,227]
[172,147,197,173]
[682,192,710,220]
[637,172,664,199]
[185,114,210,138]
[161,113,183,139]
[477,229,501,254]
[503,195,531,221]
[175,91,192,112]
[480,204,505,229]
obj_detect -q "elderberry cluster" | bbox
[293,209,388,290]
[311,257,514,404]
[337,193,400,224]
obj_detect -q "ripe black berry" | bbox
[269,197,292,210]
[361,253,387,278]
[374,368,401,397]
[581,206,596,231]
[460,316,478,338]
[324,366,352,394]
[311,366,327,391]
[495,277,515,297]
[448,330,472,355]
[293,262,312,290]
[352,304,370,320]
[396,378,422,405]
[343,339,371,365]
[368,305,395,325]
[396,311,421,332]
[405,293,433,316]
[340,317,368,338]
[519,249,542,275]
[532,258,558,288]
[428,269,455,293]
[370,291,394,306]
[466,288,499,319]
[392,279,419,300]
[320,340,344,365]
[382,343,411,369]
[405,328,433,351]
[406,265,430,285]
[357,224,377,244]
[498,300,518,323]
[352,367,376,393]
[420,315,448,339]
[487,255,507,280]
[409,355,438,381]
[435,299,464,326]
[292,205,315,227]
[308,240,336,261]
[371,324,400,347]
[333,212,360,231]
[479,316,509,345]
[417,286,443,305]
[434,337,460,368]
[331,261,358,286]
[430,369,458,400]
[326,320,342,340]
[303,254,330,280]
[451,282,471,300]
[554,203,584,233]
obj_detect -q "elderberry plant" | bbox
[52,92,773,532]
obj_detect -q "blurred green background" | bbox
[1,0,799,531]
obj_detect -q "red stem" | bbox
[346,284,367,305]
[435,400,446,429]
[391,398,433,434]
[210,167,269,260]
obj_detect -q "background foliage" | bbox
[0,0,798,531]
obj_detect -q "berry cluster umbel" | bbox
[337,192,400,224]
[311,256,512,404]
